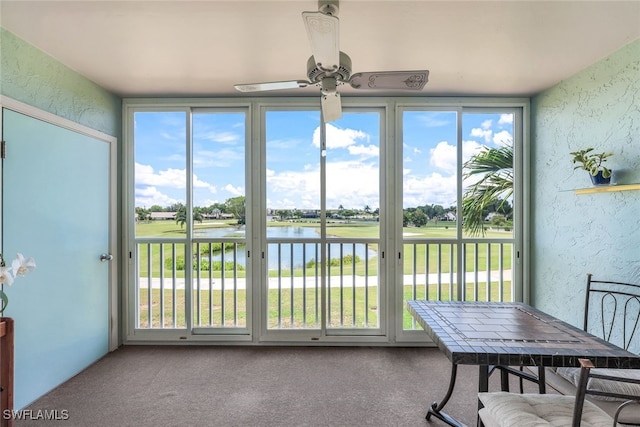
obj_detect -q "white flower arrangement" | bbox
[0,252,36,314]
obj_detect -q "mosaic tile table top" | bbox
[407,300,640,369]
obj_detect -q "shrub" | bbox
[306,254,361,268]
[165,256,245,271]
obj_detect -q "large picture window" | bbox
[124,98,527,344]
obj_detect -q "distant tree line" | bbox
[135,196,247,228]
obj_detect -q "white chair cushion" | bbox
[555,367,640,402]
[478,392,614,427]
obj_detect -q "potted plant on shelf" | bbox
[570,148,614,186]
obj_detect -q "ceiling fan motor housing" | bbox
[307,51,352,84]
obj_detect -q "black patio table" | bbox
[407,300,640,427]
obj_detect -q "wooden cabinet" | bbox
[0,318,13,427]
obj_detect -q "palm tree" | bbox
[175,208,187,228]
[175,207,203,229]
[462,145,513,236]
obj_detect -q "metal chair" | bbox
[543,274,640,424]
[479,358,640,427]
[489,274,640,423]
[582,273,640,353]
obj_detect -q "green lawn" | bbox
[134,219,513,330]
[137,281,512,329]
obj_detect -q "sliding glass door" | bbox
[130,107,251,339]
[399,107,522,340]
[262,109,383,340]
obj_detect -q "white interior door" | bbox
[1,102,115,409]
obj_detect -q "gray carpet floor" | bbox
[16,346,539,427]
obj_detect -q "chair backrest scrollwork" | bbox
[585,273,640,353]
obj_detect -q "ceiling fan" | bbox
[234,0,429,123]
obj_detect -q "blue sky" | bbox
[134,109,513,211]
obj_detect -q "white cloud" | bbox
[470,127,493,143]
[499,114,513,125]
[135,162,216,193]
[266,159,379,210]
[224,184,244,196]
[135,186,180,208]
[347,144,378,157]
[429,140,485,174]
[430,141,457,173]
[493,130,513,147]
[136,163,185,188]
[403,172,457,208]
[312,123,369,149]
[326,160,379,209]
[411,140,484,206]
[462,140,486,162]
[194,176,216,192]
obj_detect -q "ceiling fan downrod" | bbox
[318,1,339,16]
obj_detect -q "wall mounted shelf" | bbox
[573,183,640,195]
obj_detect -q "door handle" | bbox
[100,253,113,262]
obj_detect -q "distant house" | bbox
[150,212,176,220]
[440,212,456,221]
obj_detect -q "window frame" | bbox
[122,97,530,345]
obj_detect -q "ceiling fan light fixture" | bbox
[321,91,342,123]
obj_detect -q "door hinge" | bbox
[1,141,5,159]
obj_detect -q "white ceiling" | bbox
[1,1,639,98]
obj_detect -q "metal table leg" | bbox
[426,362,467,427]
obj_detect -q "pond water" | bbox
[194,226,377,270]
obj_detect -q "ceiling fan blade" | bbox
[321,91,342,123]
[348,71,429,90]
[234,80,310,92]
[302,11,340,72]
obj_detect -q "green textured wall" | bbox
[531,39,640,326]
[0,27,121,137]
